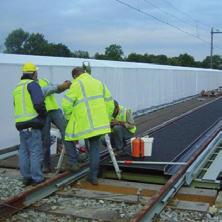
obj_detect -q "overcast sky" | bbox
[1,0,222,60]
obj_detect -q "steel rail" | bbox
[134,94,199,118]
[131,121,222,222]
[116,160,187,165]
[0,150,109,219]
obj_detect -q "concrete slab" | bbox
[168,200,209,212]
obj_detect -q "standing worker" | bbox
[111,100,136,151]
[38,78,71,172]
[62,67,114,185]
[13,62,46,186]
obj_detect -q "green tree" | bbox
[195,61,202,68]
[23,33,48,55]
[177,53,195,67]
[144,54,156,63]
[4,28,29,54]
[94,52,107,60]
[105,44,123,61]
[46,43,72,57]
[127,53,169,65]
[154,55,168,65]
[168,56,179,66]
[72,50,89,58]
[126,53,145,62]
[202,55,222,69]
[4,28,73,57]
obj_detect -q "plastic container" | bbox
[131,137,144,158]
[141,136,154,157]
[50,128,62,155]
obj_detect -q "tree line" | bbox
[3,28,222,69]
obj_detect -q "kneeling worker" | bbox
[111,100,136,150]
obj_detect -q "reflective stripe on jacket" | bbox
[62,73,111,141]
[13,79,38,123]
[38,78,59,111]
[114,106,136,134]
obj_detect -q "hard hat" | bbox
[22,62,38,73]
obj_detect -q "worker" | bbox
[38,78,72,173]
[13,62,46,186]
[62,67,114,185]
[110,100,136,150]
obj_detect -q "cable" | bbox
[143,0,208,33]
[161,0,211,30]
[114,0,210,45]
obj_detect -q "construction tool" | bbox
[55,145,65,174]
[56,134,121,179]
[82,61,91,74]
[105,134,121,180]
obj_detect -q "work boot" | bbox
[66,163,80,172]
[22,177,33,186]
[78,153,89,163]
[32,178,46,186]
[86,176,98,185]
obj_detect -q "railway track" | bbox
[0,165,219,222]
[1,96,222,222]
[3,178,218,222]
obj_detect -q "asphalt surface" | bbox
[103,97,222,174]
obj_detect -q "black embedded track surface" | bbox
[102,98,222,173]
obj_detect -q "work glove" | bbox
[57,80,72,92]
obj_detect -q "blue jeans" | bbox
[19,129,44,182]
[42,109,67,169]
[111,125,134,150]
[66,135,100,180]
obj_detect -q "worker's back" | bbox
[63,73,111,141]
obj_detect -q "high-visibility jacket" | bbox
[38,78,59,111]
[114,106,136,134]
[13,79,38,123]
[62,73,111,141]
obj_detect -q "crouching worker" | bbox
[13,62,46,186]
[111,100,136,151]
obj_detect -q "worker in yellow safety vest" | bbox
[110,100,136,151]
[13,62,47,186]
[62,67,114,185]
[38,78,71,172]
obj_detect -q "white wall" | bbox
[1,53,222,148]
